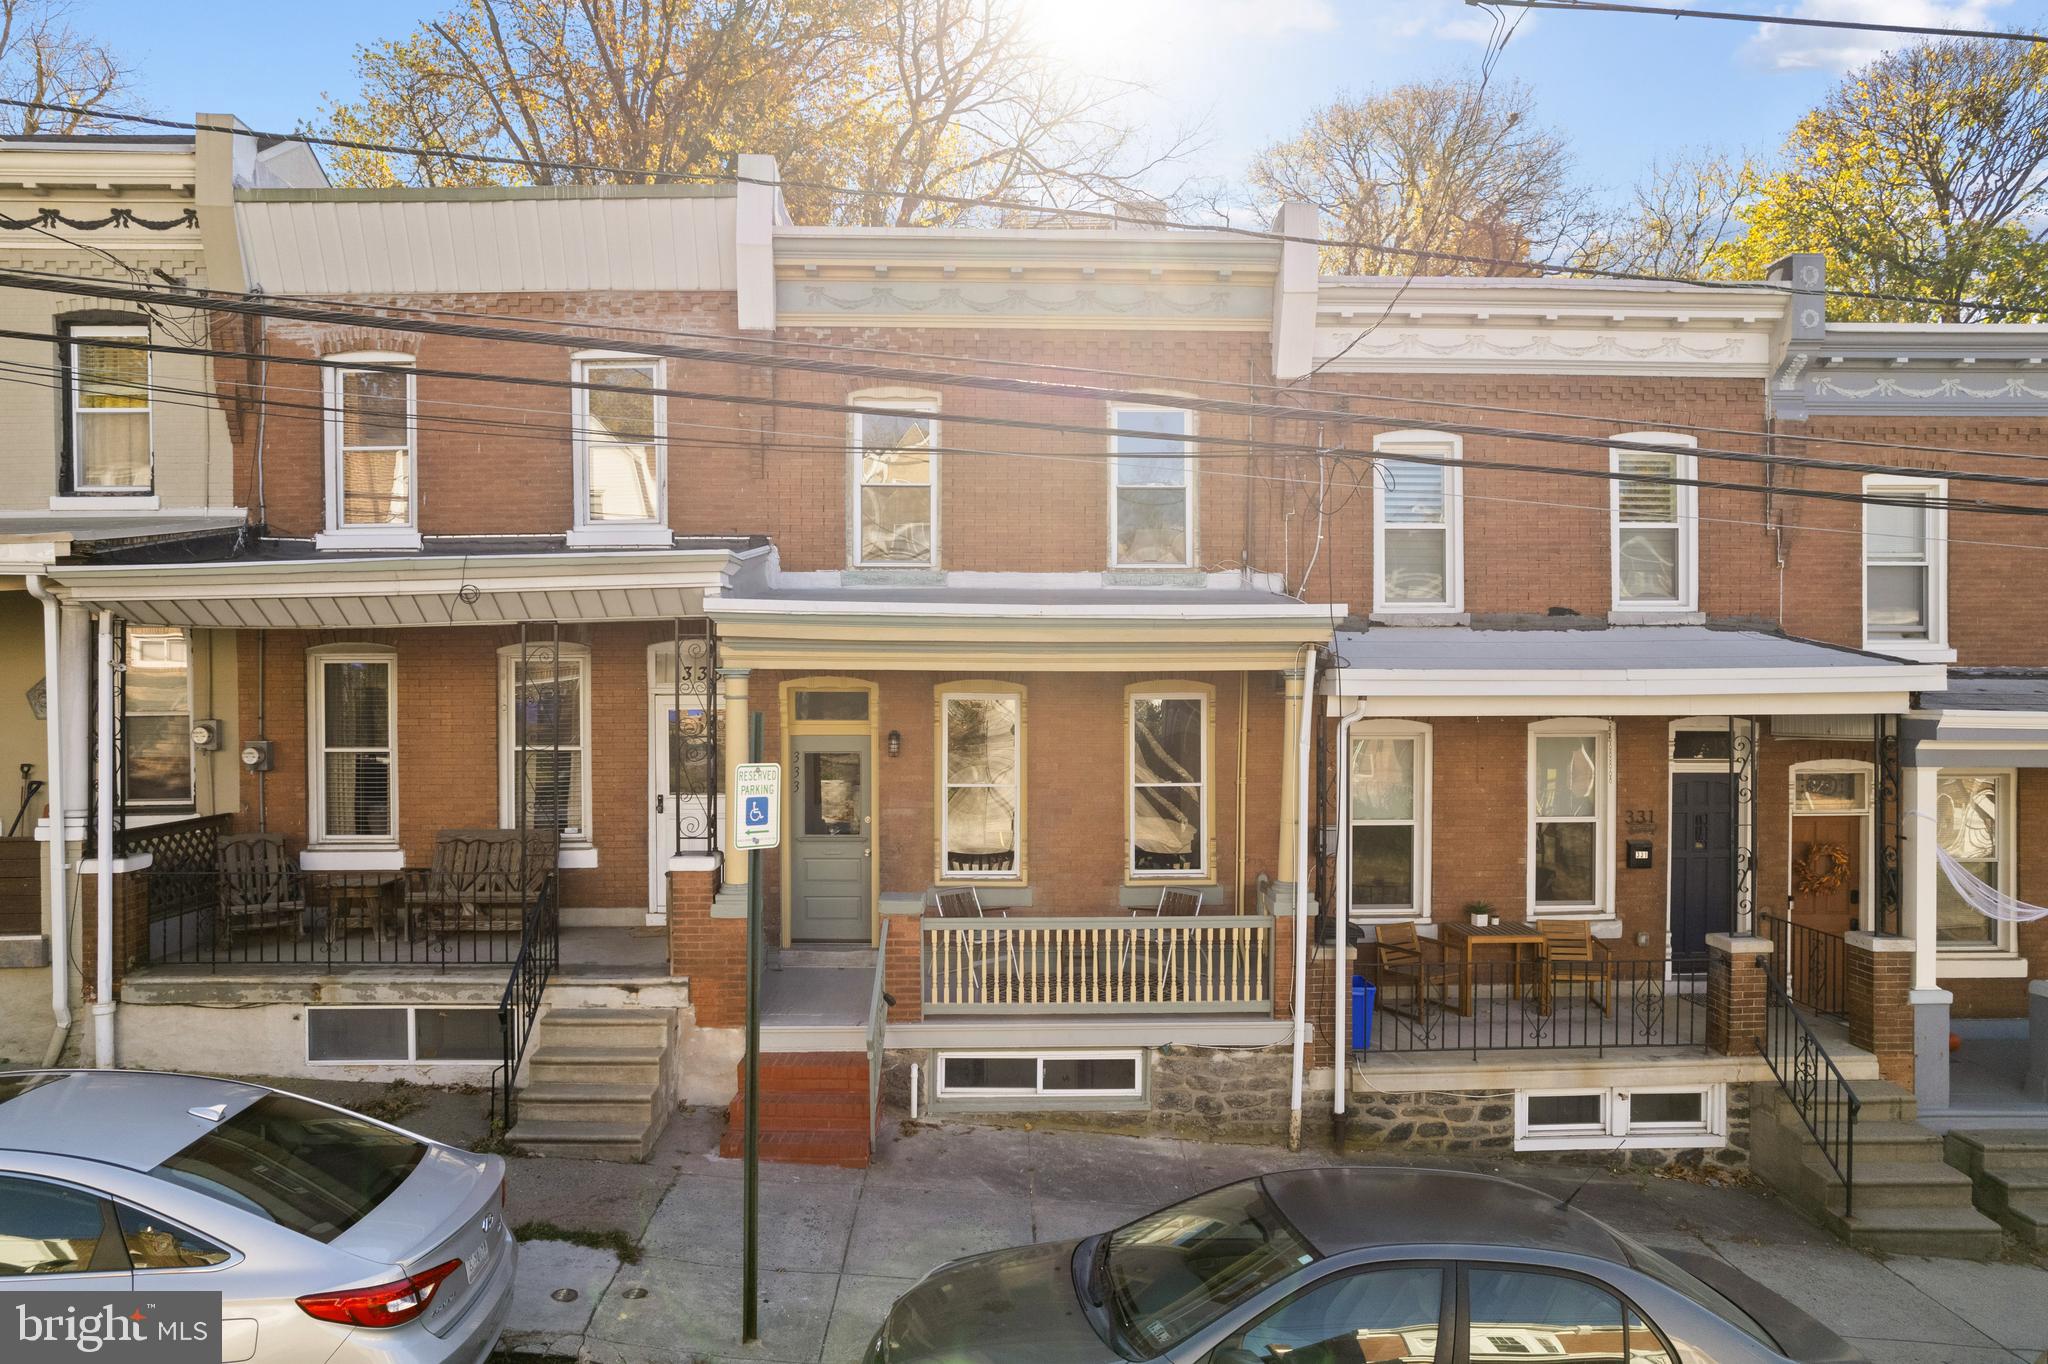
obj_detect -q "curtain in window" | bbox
[321,661,392,838]
[584,362,660,522]
[74,337,151,488]
[944,696,1019,873]
[339,370,411,527]
[1350,736,1416,908]
[1866,495,1930,639]
[1533,734,1599,906]
[513,660,584,838]
[1377,460,1448,604]
[1936,774,2003,947]
[1132,697,1203,872]
[858,412,934,563]
[124,627,192,804]
[1616,449,1680,603]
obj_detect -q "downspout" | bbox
[1287,645,1318,1149]
[1332,699,1366,1119]
[25,575,71,1061]
[93,610,117,1068]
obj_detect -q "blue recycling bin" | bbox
[1351,976,1374,1052]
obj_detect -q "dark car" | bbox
[865,1166,1865,1363]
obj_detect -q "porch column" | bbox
[1273,666,1305,910]
[1899,763,1953,1107]
[1705,932,1772,1057]
[55,603,92,841]
[720,667,752,888]
[1846,931,1915,1088]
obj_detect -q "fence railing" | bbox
[490,873,561,1135]
[921,914,1274,1013]
[139,868,543,968]
[1362,956,1709,1057]
[867,918,891,1148]
[1758,912,1849,1018]
[1757,969,1860,1215]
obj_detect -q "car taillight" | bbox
[297,1260,462,1328]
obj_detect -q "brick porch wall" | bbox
[1847,932,1916,1087]
[666,867,737,1026]
[1706,934,1772,1058]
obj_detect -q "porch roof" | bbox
[1903,671,2048,766]
[1323,625,1945,716]
[46,537,762,628]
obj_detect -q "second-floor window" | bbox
[854,405,937,566]
[322,355,417,548]
[573,355,666,543]
[1611,434,1698,612]
[1371,431,1462,612]
[124,626,191,806]
[1111,407,1193,568]
[1864,475,1948,655]
[66,326,152,494]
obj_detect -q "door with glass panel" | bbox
[649,694,720,917]
[791,737,871,942]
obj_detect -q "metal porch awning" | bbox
[1904,674,2048,767]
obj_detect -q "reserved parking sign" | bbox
[733,763,781,850]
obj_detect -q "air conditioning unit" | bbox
[1771,714,1876,742]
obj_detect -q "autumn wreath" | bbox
[1796,842,1852,896]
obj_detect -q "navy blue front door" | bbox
[1669,772,1733,957]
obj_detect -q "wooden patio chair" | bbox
[420,828,559,936]
[1156,888,1204,917]
[1536,920,1612,1016]
[214,834,306,944]
[1373,922,1441,1021]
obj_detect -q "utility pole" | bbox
[741,709,767,1343]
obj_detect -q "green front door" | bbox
[790,737,871,942]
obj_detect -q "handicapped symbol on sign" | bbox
[745,796,770,827]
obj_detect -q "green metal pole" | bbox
[742,709,764,1344]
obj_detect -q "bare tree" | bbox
[1593,148,1754,278]
[1247,75,1603,276]
[0,0,136,135]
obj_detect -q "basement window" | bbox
[1514,1085,1723,1152]
[935,1051,1143,1102]
[306,1007,500,1064]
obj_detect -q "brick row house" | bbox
[13,126,2048,1195]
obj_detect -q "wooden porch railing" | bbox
[921,914,1274,1013]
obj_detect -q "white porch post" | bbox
[92,611,117,1068]
[1900,763,1952,1107]
[58,604,92,841]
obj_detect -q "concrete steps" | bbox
[719,1052,871,1169]
[509,1007,677,1162]
[1946,1130,2048,1246]
[1750,1081,2004,1259]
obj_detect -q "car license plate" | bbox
[467,1234,495,1285]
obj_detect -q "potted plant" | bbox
[1463,900,1495,929]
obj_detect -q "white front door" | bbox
[648,691,718,918]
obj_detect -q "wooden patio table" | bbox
[1439,920,1547,1017]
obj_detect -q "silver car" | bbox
[0,1069,516,1364]
[867,1166,1866,1363]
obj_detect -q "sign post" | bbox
[736,727,778,1344]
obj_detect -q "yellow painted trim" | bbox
[1123,679,1220,888]
[932,679,1029,888]
[777,676,882,947]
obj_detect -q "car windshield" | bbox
[150,1094,426,1244]
[1103,1180,1319,1355]
[1620,1239,1779,1352]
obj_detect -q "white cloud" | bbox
[1741,0,2014,72]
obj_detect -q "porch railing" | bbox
[125,815,232,965]
[489,871,560,1134]
[921,914,1274,1013]
[1758,912,1849,1018]
[1362,956,1709,1057]
[1757,969,1860,1215]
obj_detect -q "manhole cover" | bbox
[622,1286,650,1300]
[550,1288,579,1303]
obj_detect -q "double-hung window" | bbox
[939,688,1022,879]
[1935,771,2014,954]
[571,355,666,546]
[1529,720,1611,916]
[1111,407,1193,568]
[1611,433,1698,612]
[321,355,418,550]
[66,325,152,494]
[1864,476,1949,657]
[1348,723,1429,918]
[1371,431,1462,612]
[124,626,193,807]
[1128,690,1207,877]
[310,648,396,844]
[499,644,592,845]
[853,403,937,566]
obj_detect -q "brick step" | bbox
[717,1127,870,1168]
[731,1056,868,1094]
[725,1093,868,1133]
[1829,1205,2005,1260]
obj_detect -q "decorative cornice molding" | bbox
[1311,323,1774,376]
[776,280,1271,328]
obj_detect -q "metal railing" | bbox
[1758,912,1849,1018]
[867,918,891,1149]
[1363,956,1709,1057]
[1757,968,1860,1215]
[921,914,1274,1013]
[490,872,561,1134]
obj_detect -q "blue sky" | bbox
[76,0,2048,207]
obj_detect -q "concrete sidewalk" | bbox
[489,1107,2048,1364]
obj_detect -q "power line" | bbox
[1477,0,2048,43]
[9,97,2043,321]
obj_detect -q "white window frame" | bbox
[1861,474,1952,662]
[308,645,398,849]
[305,1005,503,1065]
[497,642,594,848]
[933,1051,1144,1099]
[850,395,940,568]
[1109,403,1196,569]
[938,688,1023,882]
[1527,718,1615,919]
[568,351,668,547]
[319,352,421,551]
[1128,689,1209,880]
[123,625,194,809]
[1514,1084,1725,1152]
[1933,768,2018,960]
[1370,430,1463,614]
[1610,432,1699,614]
[1345,719,1431,921]
[67,324,153,495]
